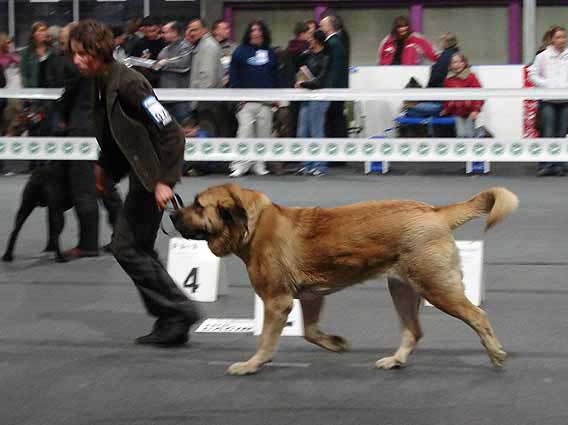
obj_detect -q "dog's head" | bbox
[171,183,268,257]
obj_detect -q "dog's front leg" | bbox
[2,198,37,262]
[227,293,293,376]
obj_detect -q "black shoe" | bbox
[135,331,189,346]
[135,315,198,347]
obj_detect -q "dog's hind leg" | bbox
[2,200,37,262]
[300,295,349,352]
[423,278,507,368]
[376,277,423,369]
[227,292,294,375]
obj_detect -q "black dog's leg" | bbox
[2,197,38,262]
[2,175,42,262]
[47,206,67,263]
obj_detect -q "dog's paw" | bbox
[2,253,13,262]
[320,335,350,352]
[226,361,260,376]
[489,349,508,368]
[375,356,405,370]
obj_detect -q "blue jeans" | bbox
[539,101,568,169]
[297,101,330,171]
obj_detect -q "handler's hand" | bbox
[155,182,174,210]
[94,163,105,194]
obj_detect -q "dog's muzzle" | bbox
[168,209,209,240]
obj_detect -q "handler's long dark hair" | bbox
[241,19,272,48]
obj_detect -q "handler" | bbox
[69,20,200,346]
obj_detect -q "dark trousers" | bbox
[100,175,123,229]
[539,101,568,170]
[63,160,99,252]
[110,174,198,321]
[325,101,348,138]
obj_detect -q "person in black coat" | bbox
[427,32,459,88]
[406,32,459,118]
[69,20,200,346]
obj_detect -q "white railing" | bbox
[0,87,565,162]
[2,87,568,101]
[0,137,567,162]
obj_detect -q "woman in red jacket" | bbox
[441,53,484,137]
[377,16,438,65]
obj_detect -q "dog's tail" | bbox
[435,187,519,231]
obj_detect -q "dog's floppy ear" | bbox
[218,184,248,232]
[217,193,248,235]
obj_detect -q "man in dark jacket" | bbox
[69,20,200,346]
[320,15,348,140]
[130,16,165,87]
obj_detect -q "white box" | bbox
[167,237,228,302]
[254,295,304,336]
[425,240,484,307]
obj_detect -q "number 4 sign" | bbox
[167,238,228,302]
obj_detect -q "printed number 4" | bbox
[183,267,199,293]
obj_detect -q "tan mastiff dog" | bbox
[171,183,518,375]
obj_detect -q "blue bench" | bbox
[365,114,489,174]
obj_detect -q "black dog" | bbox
[2,162,72,262]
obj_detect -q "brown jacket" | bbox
[94,61,185,192]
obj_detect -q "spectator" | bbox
[45,24,75,89]
[228,20,278,177]
[130,16,165,86]
[131,16,165,59]
[321,11,350,66]
[187,19,223,91]
[20,21,53,171]
[212,19,234,86]
[287,22,310,70]
[284,22,310,138]
[320,15,348,139]
[154,20,192,122]
[0,33,20,71]
[0,33,19,175]
[20,21,52,89]
[187,18,224,140]
[440,53,484,138]
[378,15,438,65]
[428,32,459,88]
[0,62,7,175]
[295,29,330,176]
[47,25,62,50]
[111,26,128,63]
[529,25,568,177]
[406,32,460,118]
[122,18,143,56]
[304,19,317,39]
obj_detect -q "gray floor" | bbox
[1,163,567,425]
